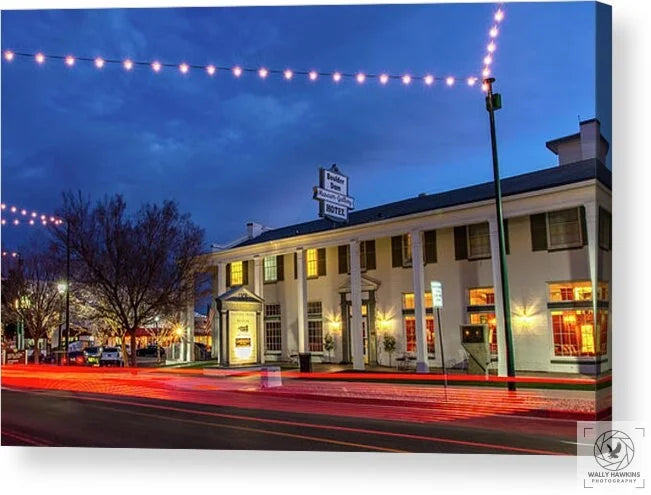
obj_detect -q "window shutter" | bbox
[503,219,510,255]
[293,252,297,279]
[317,248,327,276]
[454,226,468,260]
[580,206,588,246]
[242,260,249,285]
[276,255,284,281]
[530,213,548,251]
[226,263,231,287]
[338,245,349,274]
[365,240,376,270]
[391,236,402,267]
[424,230,437,264]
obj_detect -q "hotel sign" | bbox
[314,164,354,223]
[229,310,258,365]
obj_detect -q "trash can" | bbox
[298,352,312,372]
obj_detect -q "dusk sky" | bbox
[1,2,609,251]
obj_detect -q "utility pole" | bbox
[65,220,71,364]
[484,77,516,391]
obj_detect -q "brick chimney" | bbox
[545,118,609,166]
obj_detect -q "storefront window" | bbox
[468,287,495,306]
[404,316,435,354]
[402,292,432,310]
[548,281,609,302]
[551,310,603,357]
[230,261,243,286]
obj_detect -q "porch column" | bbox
[296,248,308,353]
[210,266,219,359]
[185,273,195,362]
[489,219,508,376]
[584,201,599,371]
[410,230,429,372]
[217,262,227,363]
[253,256,265,364]
[350,240,364,370]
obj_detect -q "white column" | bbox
[185,272,195,362]
[489,219,508,376]
[296,248,308,353]
[410,230,429,372]
[349,240,364,370]
[210,266,220,359]
[584,201,599,359]
[253,256,265,364]
[216,262,227,363]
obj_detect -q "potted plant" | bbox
[382,333,396,367]
[323,333,335,363]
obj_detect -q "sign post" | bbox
[313,164,354,223]
[430,281,448,395]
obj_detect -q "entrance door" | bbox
[348,304,369,364]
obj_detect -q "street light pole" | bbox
[484,77,516,392]
[65,220,71,364]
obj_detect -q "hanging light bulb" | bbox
[123,59,134,71]
[152,61,162,72]
[283,69,293,80]
[332,72,342,82]
[467,77,477,86]
[179,63,189,74]
[482,67,491,77]
[487,41,496,53]
[35,53,45,64]
[308,71,318,81]
[94,57,105,69]
[446,76,455,86]
[4,50,15,61]
[495,9,504,22]
[233,66,243,77]
[379,73,389,85]
[484,55,493,65]
[10,206,17,213]
[65,55,75,66]
[258,67,268,79]
[490,26,499,38]
[424,74,434,86]
[356,72,366,84]
[206,65,216,76]
[401,74,411,85]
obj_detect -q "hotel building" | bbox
[189,119,611,376]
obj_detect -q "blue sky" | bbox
[1,2,609,251]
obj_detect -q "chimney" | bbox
[545,118,609,166]
[246,222,265,239]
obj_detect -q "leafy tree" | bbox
[53,192,206,366]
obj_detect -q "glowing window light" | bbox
[179,63,189,74]
[258,67,268,79]
[65,55,75,66]
[152,61,162,72]
[332,72,342,82]
[308,71,318,81]
[35,53,45,64]
[123,59,134,71]
[482,67,491,77]
[94,57,105,69]
[446,76,455,86]
[467,77,477,86]
[283,69,293,80]
[487,41,496,53]
[379,73,389,85]
[490,26,499,38]
[356,72,366,84]
[233,66,243,77]
[4,50,15,61]
[401,74,411,85]
[484,55,492,65]
[424,74,434,86]
[206,65,216,76]
[495,9,504,22]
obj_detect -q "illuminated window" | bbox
[404,316,435,354]
[551,310,603,357]
[468,287,495,306]
[469,313,497,355]
[468,222,491,259]
[306,249,318,278]
[263,256,277,283]
[548,281,609,302]
[402,293,433,310]
[230,261,243,286]
[547,207,582,249]
[307,301,323,352]
[265,304,281,318]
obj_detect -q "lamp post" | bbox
[57,281,67,365]
[154,316,161,362]
[65,220,70,365]
[484,77,516,391]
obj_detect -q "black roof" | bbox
[232,159,611,249]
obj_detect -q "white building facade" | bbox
[193,120,612,376]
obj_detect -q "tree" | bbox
[382,333,397,367]
[1,251,65,364]
[54,192,206,366]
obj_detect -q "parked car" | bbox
[83,346,103,366]
[62,350,86,365]
[99,347,124,367]
[136,345,166,359]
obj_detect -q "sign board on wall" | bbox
[313,164,354,223]
[229,310,258,365]
[430,280,443,308]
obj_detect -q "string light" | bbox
[446,76,455,86]
[1,251,20,258]
[1,202,64,226]
[495,9,505,22]
[480,4,505,92]
[3,50,483,90]
[467,77,477,86]
[490,26,499,38]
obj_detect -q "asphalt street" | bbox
[1,387,578,454]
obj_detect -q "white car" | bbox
[99,347,124,367]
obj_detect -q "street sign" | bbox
[315,164,353,222]
[430,280,443,308]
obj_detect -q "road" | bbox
[1,386,577,454]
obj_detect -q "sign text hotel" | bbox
[314,164,354,222]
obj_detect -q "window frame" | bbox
[467,222,491,260]
[230,261,244,286]
[307,300,323,353]
[546,207,583,250]
[263,256,277,283]
[305,248,319,279]
[401,233,413,267]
